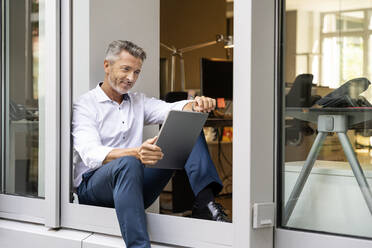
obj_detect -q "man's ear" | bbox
[103,60,111,74]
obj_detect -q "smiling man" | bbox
[72,40,229,248]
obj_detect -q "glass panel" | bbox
[281,0,372,239]
[323,12,364,33]
[369,35,372,79]
[340,11,364,32]
[322,36,363,88]
[3,0,44,198]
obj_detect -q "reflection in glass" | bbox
[323,14,336,33]
[282,0,372,239]
[339,11,364,31]
[3,0,44,198]
[322,37,363,88]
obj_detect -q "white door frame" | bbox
[60,1,232,247]
[0,0,60,227]
[59,0,283,247]
[233,0,276,247]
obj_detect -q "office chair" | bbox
[286,74,320,107]
[285,74,320,145]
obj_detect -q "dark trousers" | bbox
[77,133,223,248]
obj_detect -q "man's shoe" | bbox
[192,201,231,222]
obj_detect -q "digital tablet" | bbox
[148,110,208,169]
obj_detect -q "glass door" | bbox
[276,0,372,246]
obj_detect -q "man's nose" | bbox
[127,72,135,82]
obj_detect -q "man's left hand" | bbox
[192,96,216,113]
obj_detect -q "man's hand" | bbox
[183,96,216,112]
[137,136,164,165]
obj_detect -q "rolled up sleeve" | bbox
[72,101,114,169]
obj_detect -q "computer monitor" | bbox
[201,58,233,100]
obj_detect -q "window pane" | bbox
[3,0,44,198]
[323,14,337,33]
[323,11,364,33]
[322,36,363,88]
[340,11,364,32]
[341,37,363,81]
[282,0,372,239]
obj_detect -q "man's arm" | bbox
[73,100,115,169]
[183,96,216,112]
[102,147,139,164]
[103,136,163,165]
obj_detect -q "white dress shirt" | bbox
[72,83,191,188]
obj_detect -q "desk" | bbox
[284,107,372,225]
[205,117,232,127]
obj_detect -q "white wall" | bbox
[73,0,160,139]
[89,0,159,98]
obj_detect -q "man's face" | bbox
[104,50,143,94]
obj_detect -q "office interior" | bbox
[158,0,234,219]
[4,0,43,198]
[282,0,372,239]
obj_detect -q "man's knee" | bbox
[111,156,144,180]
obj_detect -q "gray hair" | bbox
[105,40,147,62]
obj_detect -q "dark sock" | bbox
[194,186,215,209]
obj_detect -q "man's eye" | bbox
[134,71,141,75]
[122,67,130,72]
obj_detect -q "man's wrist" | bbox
[134,147,141,160]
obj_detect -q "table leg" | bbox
[337,132,372,215]
[283,131,328,225]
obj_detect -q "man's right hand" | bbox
[137,136,164,165]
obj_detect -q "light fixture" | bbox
[160,34,233,91]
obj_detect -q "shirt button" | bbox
[123,136,125,139]
[122,121,124,124]
[119,107,121,110]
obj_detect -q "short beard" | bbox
[108,75,128,95]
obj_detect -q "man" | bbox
[72,40,229,248]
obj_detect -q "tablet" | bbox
[149,110,208,169]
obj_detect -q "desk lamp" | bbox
[160,35,233,92]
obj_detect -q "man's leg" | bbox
[77,156,150,248]
[142,168,174,209]
[184,131,223,196]
[184,132,229,221]
[140,132,223,210]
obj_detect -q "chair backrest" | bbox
[286,74,314,107]
[164,91,188,103]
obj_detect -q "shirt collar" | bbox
[95,82,130,103]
